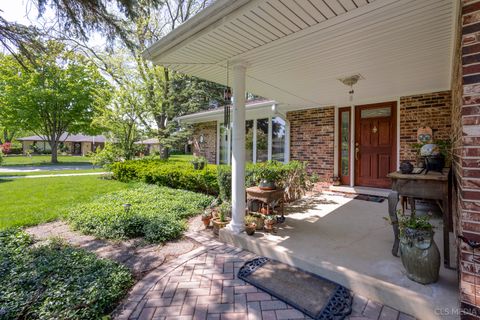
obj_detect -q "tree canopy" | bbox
[0,41,109,162]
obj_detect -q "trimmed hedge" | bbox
[111,159,316,203]
[0,229,133,320]
[68,184,214,242]
[111,160,219,195]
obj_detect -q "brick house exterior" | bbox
[287,107,335,182]
[192,121,217,164]
[399,91,452,164]
[454,1,480,317]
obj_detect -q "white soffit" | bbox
[145,0,455,107]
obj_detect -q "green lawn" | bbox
[0,168,104,177]
[0,176,129,229]
[1,155,93,166]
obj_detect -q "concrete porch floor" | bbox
[220,191,459,320]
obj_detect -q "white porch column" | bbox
[226,62,246,234]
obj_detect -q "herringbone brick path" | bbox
[114,232,414,320]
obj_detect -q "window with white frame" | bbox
[218,116,288,164]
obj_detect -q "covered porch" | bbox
[144,0,459,318]
[220,191,458,319]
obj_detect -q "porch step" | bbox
[219,228,458,320]
[329,185,391,197]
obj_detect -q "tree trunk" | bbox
[50,141,59,163]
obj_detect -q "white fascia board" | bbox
[176,100,276,124]
[143,0,252,63]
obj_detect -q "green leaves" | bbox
[67,184,213,242]
[0,229,133,320]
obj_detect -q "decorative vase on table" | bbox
[259,179,276,190]
[399,228,440,284]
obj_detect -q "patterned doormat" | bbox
[238,257,352,320]
[343,194,385,202]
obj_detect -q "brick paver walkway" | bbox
[114,232,414,320]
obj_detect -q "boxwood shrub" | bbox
[68,184,214,242]
[0,229,133,320]
[111,159,219,195]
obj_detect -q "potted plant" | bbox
[191,156,207,170]
[256,162,281,190]
[264,214,276,231]
[212,202,231,235]
[250,212,264,230]
[245,215,257,236]
[398,210,440,284]
[201,209,213,228]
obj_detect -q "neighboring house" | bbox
[135,138,161,155]
[17,133,106,156]
[145,1,480,318]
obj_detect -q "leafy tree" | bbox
[0,42,109,163]
[93,81,145,160]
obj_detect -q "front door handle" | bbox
[355,147,359,161]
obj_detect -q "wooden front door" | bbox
[355,102,397,188]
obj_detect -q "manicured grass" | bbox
[0,176,129,229]
[1,155,93,166]
[169,154,194,162]
[0,168,104,177]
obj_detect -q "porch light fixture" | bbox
[199,134,206,144]
[338,74,364,102]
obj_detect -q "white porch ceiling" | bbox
[144,0,455,107]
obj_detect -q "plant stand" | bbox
[246,187,285,223]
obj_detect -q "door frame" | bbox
[353,101,397,188]
[337,107,352,185]
[334,97,401,187]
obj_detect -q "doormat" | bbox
[353,194,385,203]
[238,257,352,320]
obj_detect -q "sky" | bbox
[0,0,42,25]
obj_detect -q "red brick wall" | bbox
[287,107,335,181]
[457,1,480,318]
[399,91,452,164]
[192,121,217,164]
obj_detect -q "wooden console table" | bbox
[246,187,285,222]
[387,168,452,268]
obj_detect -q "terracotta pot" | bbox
[245,224,256,236]
[260,207,273,215]
[202,216,212,227]
[212,218,230,235]
[264,220,275,231]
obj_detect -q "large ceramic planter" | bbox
[399,228,440,284]
[212,218,230,235]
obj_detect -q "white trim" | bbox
[216,121,220,165]
[350,104,356,187]
[253,119,257,164]
[285,119,290,163]
[267,116,272,161]
[333,106,339,177]
[396,98,401,170]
